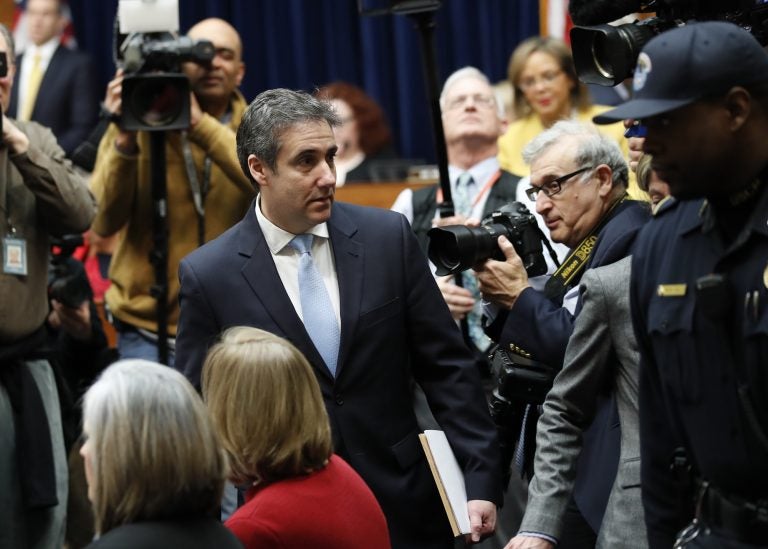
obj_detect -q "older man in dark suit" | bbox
[174,88,502,549]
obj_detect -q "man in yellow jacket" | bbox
[90,18,254,365]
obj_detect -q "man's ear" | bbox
[595,164,614,197]
[248,154,269,187]
[724,86,751,132]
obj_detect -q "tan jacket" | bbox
[90,90,255,335]
[0,121,96,343]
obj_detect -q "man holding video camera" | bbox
[90,17,254,365]
[476,120,649,547]
[0,23,96,549]
[593,22,768,548]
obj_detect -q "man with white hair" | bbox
[393,66,561,366]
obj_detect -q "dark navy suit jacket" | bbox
[175,201,503,549]
[10,45,98,156]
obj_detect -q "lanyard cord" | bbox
[181,131,212,247]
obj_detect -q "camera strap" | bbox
[544,193,628,304]
[181,131,212,247]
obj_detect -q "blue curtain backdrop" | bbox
[66,0,539,162]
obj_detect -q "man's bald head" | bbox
[183,18,245,118]
[187,18,243,62]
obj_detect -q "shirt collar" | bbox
[26,37,60,61]
[255,194,330,254]
[449,156,499,190]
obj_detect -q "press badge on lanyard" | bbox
[4,230,28,275]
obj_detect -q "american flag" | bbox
[12,0,78,54]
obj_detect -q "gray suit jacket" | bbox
[519,257,648,548]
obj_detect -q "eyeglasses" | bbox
[525,166,593,201]
[518,70,564,92]
[445,93,496,111]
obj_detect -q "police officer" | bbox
[594,21,768,548]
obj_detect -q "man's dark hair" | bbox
[236,89,340,185]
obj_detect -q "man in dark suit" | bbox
[174,88,502,549]
[9,0,98,158]
[476,120,649,548]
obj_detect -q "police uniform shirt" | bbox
[630,185,768,541]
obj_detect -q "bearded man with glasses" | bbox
[476,120,650,549]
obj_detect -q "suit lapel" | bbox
[35,47,65,110]
[237,203,333,381]
[328,205,363,377]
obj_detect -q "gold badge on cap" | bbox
[657,284,687,297]
[763,264,768,289]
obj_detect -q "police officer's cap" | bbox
[593,22,768,124]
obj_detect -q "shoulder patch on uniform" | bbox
[652,196,677,217]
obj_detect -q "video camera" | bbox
[427,202,551,277]
[49,235,92,309]
[115,0,214,131]
[571,0,768,86]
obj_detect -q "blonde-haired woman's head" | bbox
[81,360,227,535]
[202,327,332,486]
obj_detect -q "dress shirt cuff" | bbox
[517,531,559,545]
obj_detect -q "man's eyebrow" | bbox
[291,144,336,158]
[536,171,561,183]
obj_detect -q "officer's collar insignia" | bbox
[657,284,687,297]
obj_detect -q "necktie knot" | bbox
[457,172,473,187]
[289,234,314,255]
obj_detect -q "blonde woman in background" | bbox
[498,36,645,199]
[203,327,391,549]
[80,360,240,548]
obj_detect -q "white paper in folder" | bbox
[420,429,470,535]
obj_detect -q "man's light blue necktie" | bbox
[289,234,340,377]
[452,173,492,351]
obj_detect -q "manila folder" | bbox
[418,430,470,536]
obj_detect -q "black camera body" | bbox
[118,32,214,131]
[49,235,92,309]
[490,347,560,406]
[427,202,548,277]
[571,0,768,85]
